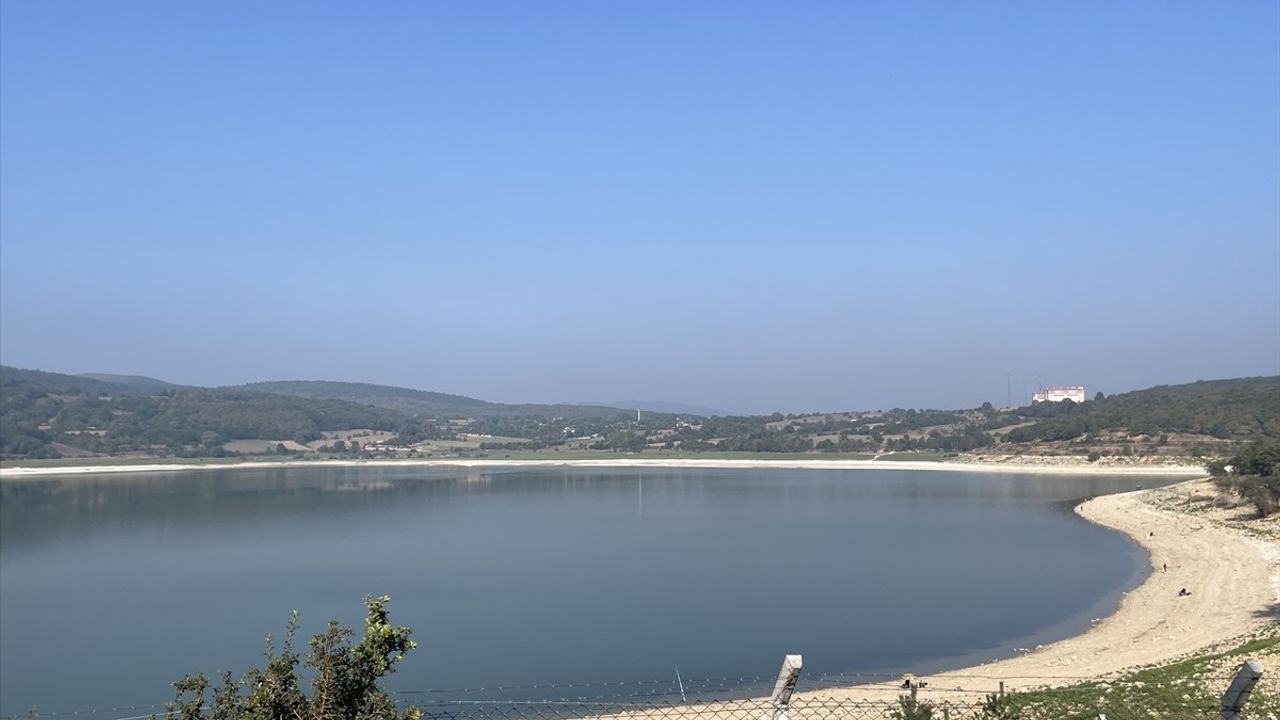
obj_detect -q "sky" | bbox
[1,2,1278,414]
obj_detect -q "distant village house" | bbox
[1032,385,1086,403]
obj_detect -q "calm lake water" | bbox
[0,465,1183,714]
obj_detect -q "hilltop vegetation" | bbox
[0,377,419,459]
[2,366,1276,463]
[0,367,660,460]
[1003,377,1280,443]
[239,380,641,421]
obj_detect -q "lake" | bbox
[0,465,1182,715]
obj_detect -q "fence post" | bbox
[770,655,803,720]
[1221,659,1263,720]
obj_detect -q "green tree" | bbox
[978,692,1023,720]
[160,596,420,720]
[889,693,935,720]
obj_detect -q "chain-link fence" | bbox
[401,655,1271,720]
[408,693,1261,720]
[8,656,1269,720]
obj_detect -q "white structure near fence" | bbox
[1032,385,1086,403]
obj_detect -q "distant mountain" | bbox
[239,380,491,416]
[0,366,157,395]
[582,400,726,417]
[76,373,179,390]
[233,380,643,421]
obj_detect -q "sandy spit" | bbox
[0,457,1207,479]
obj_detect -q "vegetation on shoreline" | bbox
[3,366,1276,464]
[1210,440,1280,516]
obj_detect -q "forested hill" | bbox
[235,380,642,421]
[3,365,1276,462]
[0,366,172,395]
[1,366,420,459]
[1004,376,1280,443]
[238,380,491,416]
[0,367,648,460]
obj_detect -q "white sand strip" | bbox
[0,457,1206,479]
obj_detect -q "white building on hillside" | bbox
[1032,386,1086,404]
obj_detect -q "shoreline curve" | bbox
[0,456,1207,479]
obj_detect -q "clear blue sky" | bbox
[2,2,1277,414]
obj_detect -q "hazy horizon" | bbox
[3,3,1278,414]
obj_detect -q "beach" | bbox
[0,456,1209,479]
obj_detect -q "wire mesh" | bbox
[408,694,1259,720]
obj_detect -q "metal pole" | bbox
[770,655,803,720]
[1221,659,1263,720]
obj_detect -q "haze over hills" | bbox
[580,400,730,417]
[75,373,180,391]
[236,380,653,420]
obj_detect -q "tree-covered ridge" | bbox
[3,366,1277,461]
[1003,376,1280,443]
[0,367,658,459]
[236,380,645,422]
[0,377,420,459]
[238,380,492,416]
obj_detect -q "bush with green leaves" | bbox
[978,692,1023,720]
[889,693,935,720]
[159,595,420,720]
[1211,440,1280,516]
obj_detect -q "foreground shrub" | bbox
[160,595,420,720]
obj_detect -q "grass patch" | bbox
[1003,634,1279,719]
[877,451,954,462]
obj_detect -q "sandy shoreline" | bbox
[0,456,1207,479]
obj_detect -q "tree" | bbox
[159,596,421,720]
[1212,440,1280,516]
[890,692,935,720]
[978,692,1023,719]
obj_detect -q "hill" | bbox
[75,372,180,390]
[0,366,421,460]
[3,366,1275,462]
[0,368,660,460]
[239,380,491,416]
[0,366,155,395]
[1004,376,1280,444]
[235,380,642,421]
[581,400,723,417]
